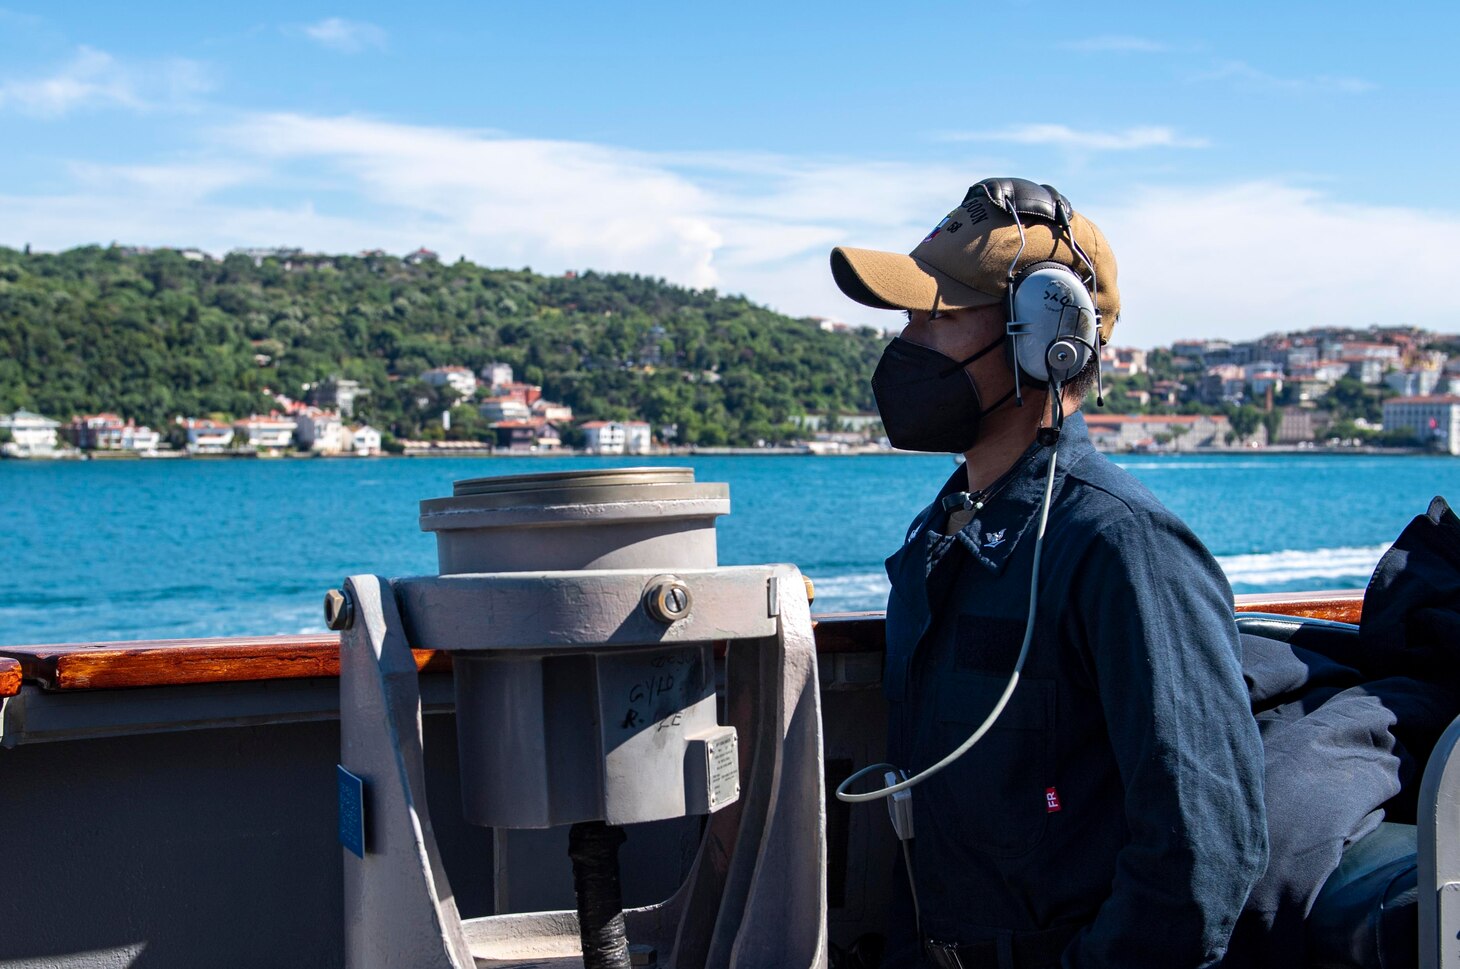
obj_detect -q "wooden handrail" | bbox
[0,591,1364,693]
[0,658,20,698]
[1233,589,1364,624]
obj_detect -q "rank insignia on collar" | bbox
[983,529,1006,549]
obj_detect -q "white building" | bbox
[0,410,61,455]
[179,418,234,454]
[1385,370,1443,398]
[581,420,653,454]
[479,398,532,422]
[294,410,345,453]
[623,421,652,454]
[531,399,574,423]
[348,425,382,456]
[421,366,477,400]
[1383,396,1460,454]
[1346,357,1387,385]
[234,415,297,452]
[480,362,514,390]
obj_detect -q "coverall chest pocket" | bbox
[932,667,1056,858]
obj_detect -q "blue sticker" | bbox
[338,765,366,858]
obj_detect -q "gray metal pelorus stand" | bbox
[334,468,829,969]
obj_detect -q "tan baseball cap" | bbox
[830,177,1120,342]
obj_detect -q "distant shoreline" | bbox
[0,444,1443,462]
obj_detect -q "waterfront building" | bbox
[233,414,297,452]
[1382,396,1460,454]
[68,414,161,451]
[1276,408,1334,444]
[1083,414,1233,452]
[348,425,383,456]
[420,366,477,400]
[0,410,61,455]
[795,413,885,434]
[294,410,345,454]
[178,418,234,454]
[580,420,653,454]
[490,419,561,452]
[622,421,652,453]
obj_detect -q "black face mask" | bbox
[871,336,1015,453]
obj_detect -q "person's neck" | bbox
[960,391,1069,493]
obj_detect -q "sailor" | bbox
[830,178,1267,968]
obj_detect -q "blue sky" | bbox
[2,1,1458,348]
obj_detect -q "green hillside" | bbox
[0,246,885,446]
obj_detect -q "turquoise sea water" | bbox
[2,452,1458,645]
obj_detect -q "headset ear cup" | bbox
[1006,262,1097,386]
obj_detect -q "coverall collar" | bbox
[932,412,1093,576]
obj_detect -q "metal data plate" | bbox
[706,732,740,810]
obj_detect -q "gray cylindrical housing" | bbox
[423,467,737,829]
[420,467,729,574]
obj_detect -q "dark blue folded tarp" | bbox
[1222,497,1460,969]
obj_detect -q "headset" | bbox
[983,177,1106,414]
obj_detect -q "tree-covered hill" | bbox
[0,246,886,446]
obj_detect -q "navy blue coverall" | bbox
[883,413,1268,969]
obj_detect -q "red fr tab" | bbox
[1045,787,1062,813]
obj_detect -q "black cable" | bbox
[569,820,632,969]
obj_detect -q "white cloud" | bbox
[1092,181,1460,348]
[205,113,980,304]
[298,18,387,53]
[1059,35,1170,53]
[942,124,1209,151]
[6,115,1460,349]
[65,161,262,204]
[1195,60,1374,95]
[0,46,211,117]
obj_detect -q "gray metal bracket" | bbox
[1420,714,1460,969]
[340,564,828,969]
[391,566,781,653]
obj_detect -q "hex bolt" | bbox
[324,588,355,631]
[644,577,693,624]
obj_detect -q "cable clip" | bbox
[884,770,915,842]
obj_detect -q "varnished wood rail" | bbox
[0,658,20,698]
[1233,589,1364,624]
[0,591,1363,693]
